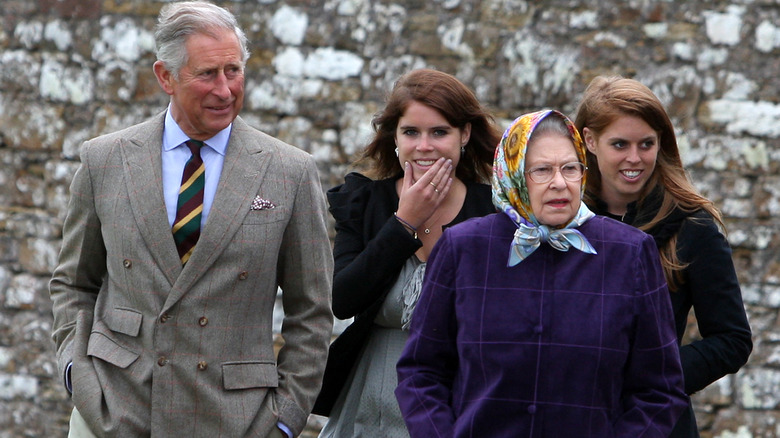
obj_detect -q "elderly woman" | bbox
[395,109,688,437]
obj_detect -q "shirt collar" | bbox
[162,105,231,156]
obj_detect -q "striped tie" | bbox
[172,140,205,265]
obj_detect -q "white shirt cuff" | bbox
[65,361,73,394]
[277,422,293,438]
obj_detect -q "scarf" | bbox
[492,109,597,266]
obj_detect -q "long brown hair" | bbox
[359,69,500,183]
[574,76,724,290]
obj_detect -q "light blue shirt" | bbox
[161,106,230,229]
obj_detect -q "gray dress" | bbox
[319,257,424,438]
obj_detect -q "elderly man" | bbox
[49,2,333,437]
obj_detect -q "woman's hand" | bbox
[396,158,453,229]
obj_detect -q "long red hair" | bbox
[575,76,724,290]
[359,69,500,183]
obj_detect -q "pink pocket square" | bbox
[250,196,275,210]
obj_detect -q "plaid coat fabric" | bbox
[50,113,333,437]
[396,213,687,437]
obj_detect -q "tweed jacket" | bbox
[49,112,334,437]
[396,213,688,437]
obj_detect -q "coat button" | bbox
[197,361,208,371]
[238,271,248,280]
[198,317,208,327]
[533,324,543,334]
[527,404,537,414]
[157,356,168,367]
[123,259,132,268]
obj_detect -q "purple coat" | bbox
[395,213,688,437]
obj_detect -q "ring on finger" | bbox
[434,188,439,193]
[429,181,437,189]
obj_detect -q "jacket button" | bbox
[198,316,208,327]
[157,356,168,367]
[528,405,537,414]
[160,313,170,323]
[238,271,248,280]
[533,324,543,334]
[197,361,208,371]
[123,259,132,268]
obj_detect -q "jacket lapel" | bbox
[163,117,270,308]
[122,113,183,286]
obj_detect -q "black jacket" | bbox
[588,188,752,437]
[313,172,495,415]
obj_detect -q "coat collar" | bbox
[121,114,272,304]
[587,185,694,248]
[165,117,272,308]
[122,112,181,285]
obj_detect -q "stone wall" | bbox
[1,0,778,436]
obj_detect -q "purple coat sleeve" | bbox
[395,232,459,437]
[614,235,688,435]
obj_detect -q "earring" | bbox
[395,147,399,157]
[460,146,465,155]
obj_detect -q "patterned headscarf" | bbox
[492,109,597,266]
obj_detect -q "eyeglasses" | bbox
[525,162,586,184]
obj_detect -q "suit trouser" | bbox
[68,407,98,438]
[68,406,287,438]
